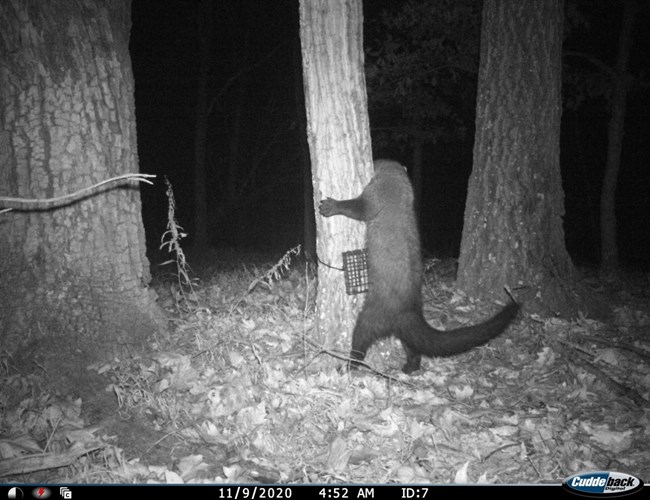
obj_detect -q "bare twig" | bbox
[0,173,156,212]
[579,335,650,361]
[295,331,418,388]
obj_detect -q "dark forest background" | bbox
[130,0,650,270]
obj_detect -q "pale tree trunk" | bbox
[457,0,577,316]
[299,0,373,348]
[600,0,636,274]
[0,1,165,376]
[193,0,212,250]
[293,35,316,263]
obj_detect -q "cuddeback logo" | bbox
[563,471,644,497]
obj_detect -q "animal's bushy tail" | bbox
[402,302,520,357]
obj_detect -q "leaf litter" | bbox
[1,256,649,484]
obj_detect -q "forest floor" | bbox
[1,249,649,484]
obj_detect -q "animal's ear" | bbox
[373,159,408,173]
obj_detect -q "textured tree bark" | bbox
[299,0,373,349]
[457,0,576,315]
[293,36,317,263]
[0,1,165,369]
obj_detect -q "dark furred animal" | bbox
[319,159,519,374]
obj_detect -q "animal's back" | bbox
[364,160,422,311]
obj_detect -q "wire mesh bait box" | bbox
[342,249,368,295]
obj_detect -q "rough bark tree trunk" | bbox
[299,0,373,349]
[457,0,577,316]
[0,0,165,379]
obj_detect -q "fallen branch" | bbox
[0,442,104,477]
[564,345,647,408]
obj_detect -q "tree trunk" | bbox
[600,0,636,273]
[299,0,373,349]
[293,34,316,263]
[571,113,600,260]
[0,1,165,378]
[192,0,212,250]
[225,28,250,246]
[411,115,424,223]
[457,0,576,316]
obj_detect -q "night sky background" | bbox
[129,0,650,270]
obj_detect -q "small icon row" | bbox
[7,487,71,499]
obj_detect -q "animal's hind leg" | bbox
[349,305,386,369]
[400,340,422,374]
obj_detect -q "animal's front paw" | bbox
[319,197,339,217]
